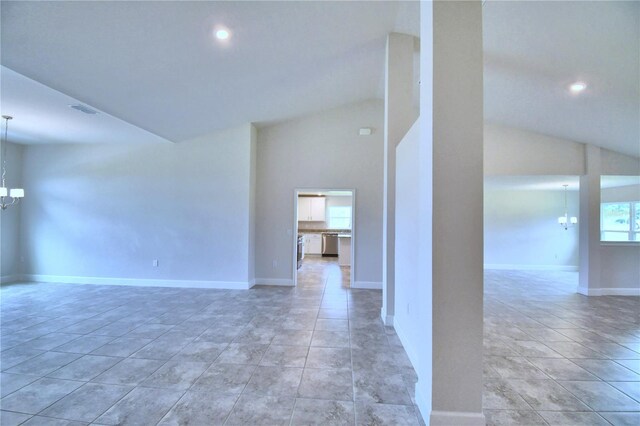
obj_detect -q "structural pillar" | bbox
[578,145,602,295]
[382,32,415,325]
[420,1,485,424]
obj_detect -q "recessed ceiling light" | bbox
[569,81,587,93]
[215,29,230,40]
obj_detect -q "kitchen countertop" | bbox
[298,229,351,234]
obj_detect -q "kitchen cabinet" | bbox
[305,234,322,254]
[338,235,351,266]
[298,197,326,221]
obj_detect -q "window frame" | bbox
[601,201,640,242]
[328,206,352,229]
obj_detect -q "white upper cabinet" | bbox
[310,197,326,221]
[298,197,311,221]
[298,197,326,221]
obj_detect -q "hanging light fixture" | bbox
[1,115,25,210]
[557,184,577,230]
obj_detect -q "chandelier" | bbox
[1,115,25,210]
[557,184,577,230]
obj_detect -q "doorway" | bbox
[292,189,355,288]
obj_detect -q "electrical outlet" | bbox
[272,260,278,269]
[153,259,159,267]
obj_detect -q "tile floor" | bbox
[4,262,637,425]
[0,256,422,425]
[484,270,640,426]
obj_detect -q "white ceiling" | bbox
[483,1,640,158]
[1,1,418,144]
[1,1,637,159]
[1,66,171,145]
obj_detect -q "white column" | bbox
[578,145,602,295]
[429,1,485,424]
[382,32,415,325]
[414,2,434,419]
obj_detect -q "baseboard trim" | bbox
[383,314,394,326]
[484,263,578,272]
[352,281,382,289]
[0,274,21,284]
[414,381,431,426]
[577,286,640,296]
[393,318,418,370]
[22,274,254,290]
[253,278,294,287]
[430,410,486,426]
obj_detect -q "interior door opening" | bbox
[293,189,355,288]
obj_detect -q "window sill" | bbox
[600,241,640,246]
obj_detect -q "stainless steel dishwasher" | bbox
[322,232,339,257]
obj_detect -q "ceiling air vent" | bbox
[69,104,99,115]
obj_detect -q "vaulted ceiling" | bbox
[483,1,639,157]
[1,1,417,144]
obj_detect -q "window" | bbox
[328,206,352,229]
[601,202,640,242]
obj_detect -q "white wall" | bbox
[393,119,420,368]
[600,245,640,294]
[255,99,384,287]
[484,188,579,270]
[485,123,585,176]
[602,149,640,175]
[0,142,24,282]
[599,183,640,294]
[485,123,640,177]
[19,124,256,288]
[248,125,257,284]
[601,184,640,203]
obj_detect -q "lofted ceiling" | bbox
[1,1,638,159]
[1,66,171,145]
[1,0,418,144]
[483,1,640,158]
